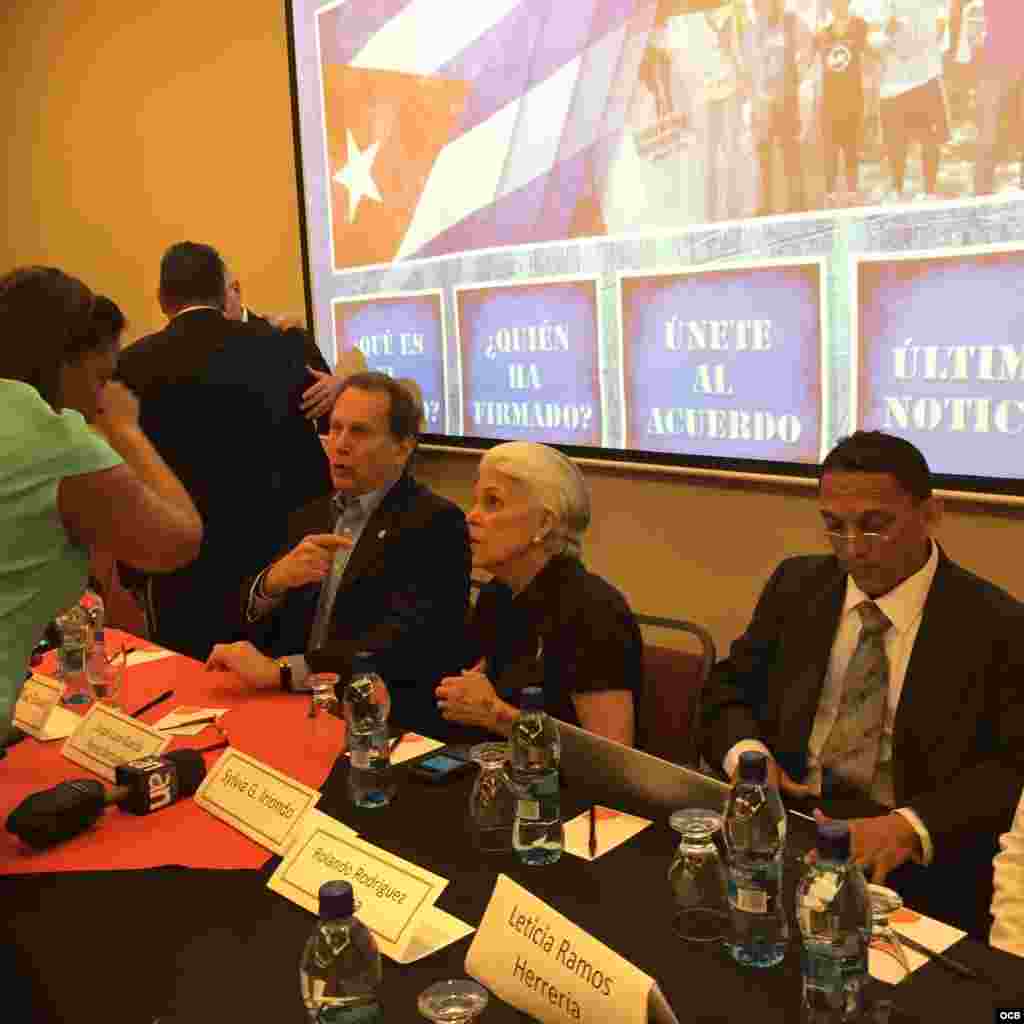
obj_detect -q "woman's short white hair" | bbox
[480,441,591,559]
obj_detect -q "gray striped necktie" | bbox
[307,497,360,652]
[820,600,892,793]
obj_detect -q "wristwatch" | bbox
[278,657,293,692]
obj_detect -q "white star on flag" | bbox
[333,129,383,223]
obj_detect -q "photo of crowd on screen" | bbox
[601,0,1021,231]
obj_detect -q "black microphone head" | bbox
[163,749,206,798]
[5,779,106,849]
[114,749,207,814]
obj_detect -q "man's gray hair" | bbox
[480,441,591,559]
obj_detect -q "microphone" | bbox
[5,749,206,849]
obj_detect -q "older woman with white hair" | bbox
[435,441,641,745]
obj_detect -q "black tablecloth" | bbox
[3,755,1022,1023]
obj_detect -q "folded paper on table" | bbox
[563,806,652,861]
[62,702,170,782]
[343,732,445,766]
[268,819,469,963]
[193,747,320,854]
[466,874,679,1024]
[153,706,230,736]
[389,732,446,765]
[869,906,966,983]
[125,649,176,667]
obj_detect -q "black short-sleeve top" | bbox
[469,555,643,731]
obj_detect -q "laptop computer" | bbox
[555,719,730,814]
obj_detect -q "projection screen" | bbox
[286,0,1024,495]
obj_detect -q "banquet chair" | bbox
[636,615,715,768]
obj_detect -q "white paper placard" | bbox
[466,874,679,1024]
[193,747,320,854]
[31,704,83,741]
[61,702,170,782]
[14,673,66,738]
[268,821,469,963]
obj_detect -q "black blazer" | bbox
[245,471,471,735]
[115,310,331,653]
[701,549,1024,863]
[245,312,332,434]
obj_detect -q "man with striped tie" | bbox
[701,431,1024,937]
[205,373,470,738]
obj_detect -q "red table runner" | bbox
[0,631,346,874]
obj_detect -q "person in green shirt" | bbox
[0,267,203,748]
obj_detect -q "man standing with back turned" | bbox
[116,241,331,660]
[701,431,1024,937]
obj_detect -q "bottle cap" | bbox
[318,880,355,920]
[816,822,852,861]
[737,750,768,783]
[520,686,544,711]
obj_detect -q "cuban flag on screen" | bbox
[316,0,671,271]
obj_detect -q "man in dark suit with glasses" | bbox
[701,430,1024,937]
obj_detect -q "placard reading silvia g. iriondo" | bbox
[193,747,320,854]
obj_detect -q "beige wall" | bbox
[1,0,306,342]
[5,0,1023,656]
[415,451,1024,655]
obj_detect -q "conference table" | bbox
[2,636,1022,1023]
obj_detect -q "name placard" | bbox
[14,673,65,738]
[268,815,468,963]
[62,702,170,782]
[466,875,678,1024]
[193,747,320,854]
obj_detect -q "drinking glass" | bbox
[667,808,730,943]
[306,671,343,758]
[468,742,515,853]
[86,645,128,709]
[866,884,911,1023]
[417,979,489,1022]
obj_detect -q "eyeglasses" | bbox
[823,527,893,547]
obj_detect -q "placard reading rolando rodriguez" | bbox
[457,277,603,446]
[620,260,825,462]
[855,244,1024,479]
[332,290,447,431]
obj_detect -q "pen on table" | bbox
[788,808,817,823]
[589,805,598,860]
[389,732,406,755]
[129,689,174,718]
[159,715,219,731]
[892,929,983,982]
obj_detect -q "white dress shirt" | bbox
[725,541,940,862]
[991,787,1024,957]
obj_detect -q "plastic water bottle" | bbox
[510,687,563,865]
[723,750,789,967]
[56,588,104,705]
[342,657,395,809]
[797,822,871,1023]
[300,880,383,1023]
